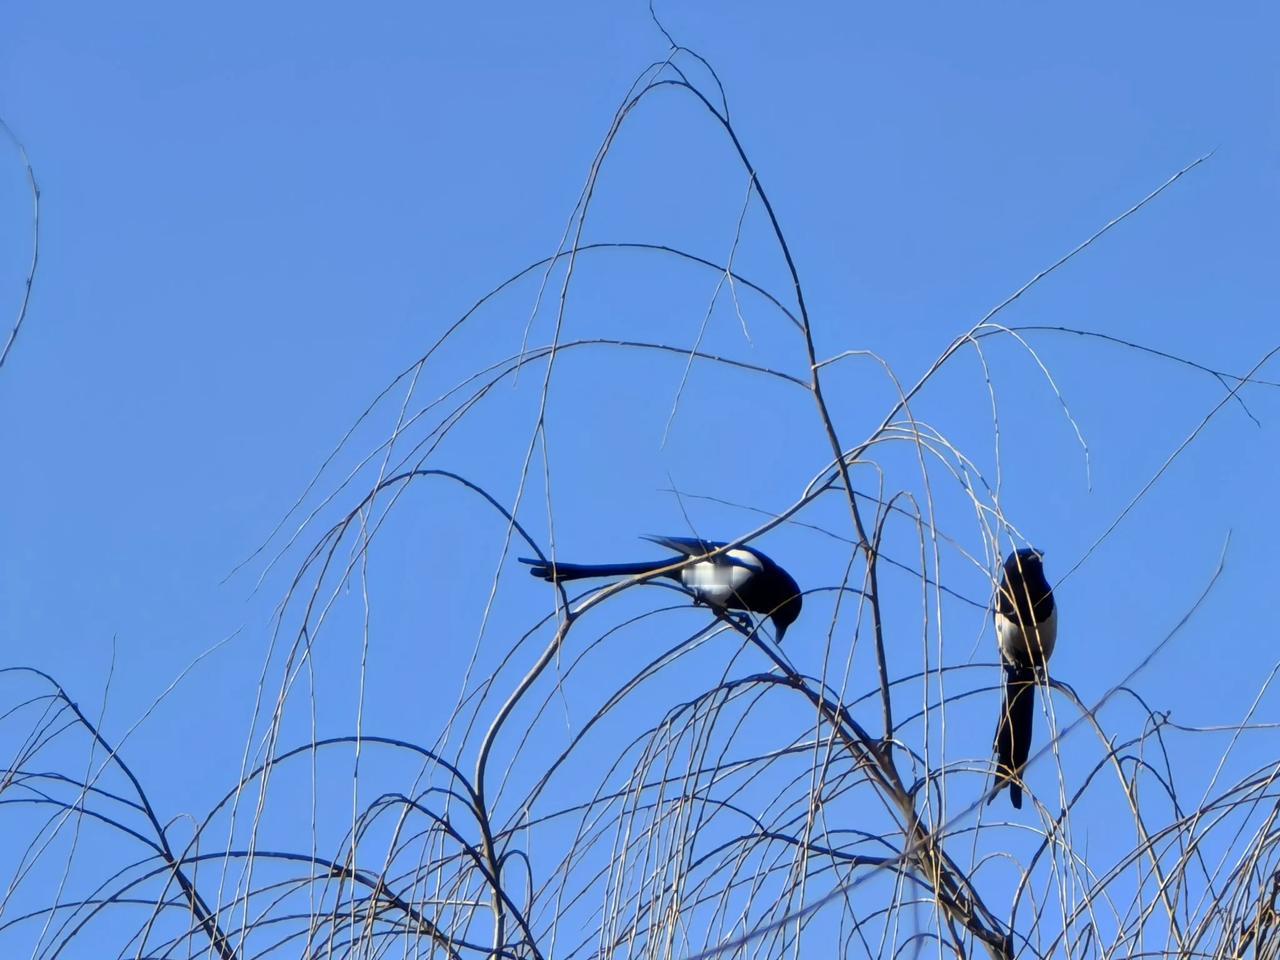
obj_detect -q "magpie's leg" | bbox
[712,608,754,637]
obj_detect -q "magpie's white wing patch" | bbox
[725,548,764,571]
[681,555,757,606]
[996,607,1058,667]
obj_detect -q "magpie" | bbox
[990,547,1057,809]
[521,535,802,642]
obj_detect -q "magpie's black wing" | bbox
[642,534,726,557]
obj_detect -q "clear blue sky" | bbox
[1,3,1277,956]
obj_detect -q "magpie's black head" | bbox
[1004,547,1047,584]
[769,569,803,644]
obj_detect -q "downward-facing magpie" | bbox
[521,535,802,642]
[990,547,1058,809]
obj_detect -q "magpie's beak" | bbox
[774,620,788,645]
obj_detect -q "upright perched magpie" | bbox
[990,547,1057,809]
[521,535,802,642]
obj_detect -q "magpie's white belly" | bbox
[996,606,1057,667]
[680,549,762,607]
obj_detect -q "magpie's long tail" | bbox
[991,664,1037,809]
[520,557,680,583]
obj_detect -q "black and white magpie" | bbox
[990,547,1057,809]
[521,535,802,642]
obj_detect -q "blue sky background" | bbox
[1,3,1278,957]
